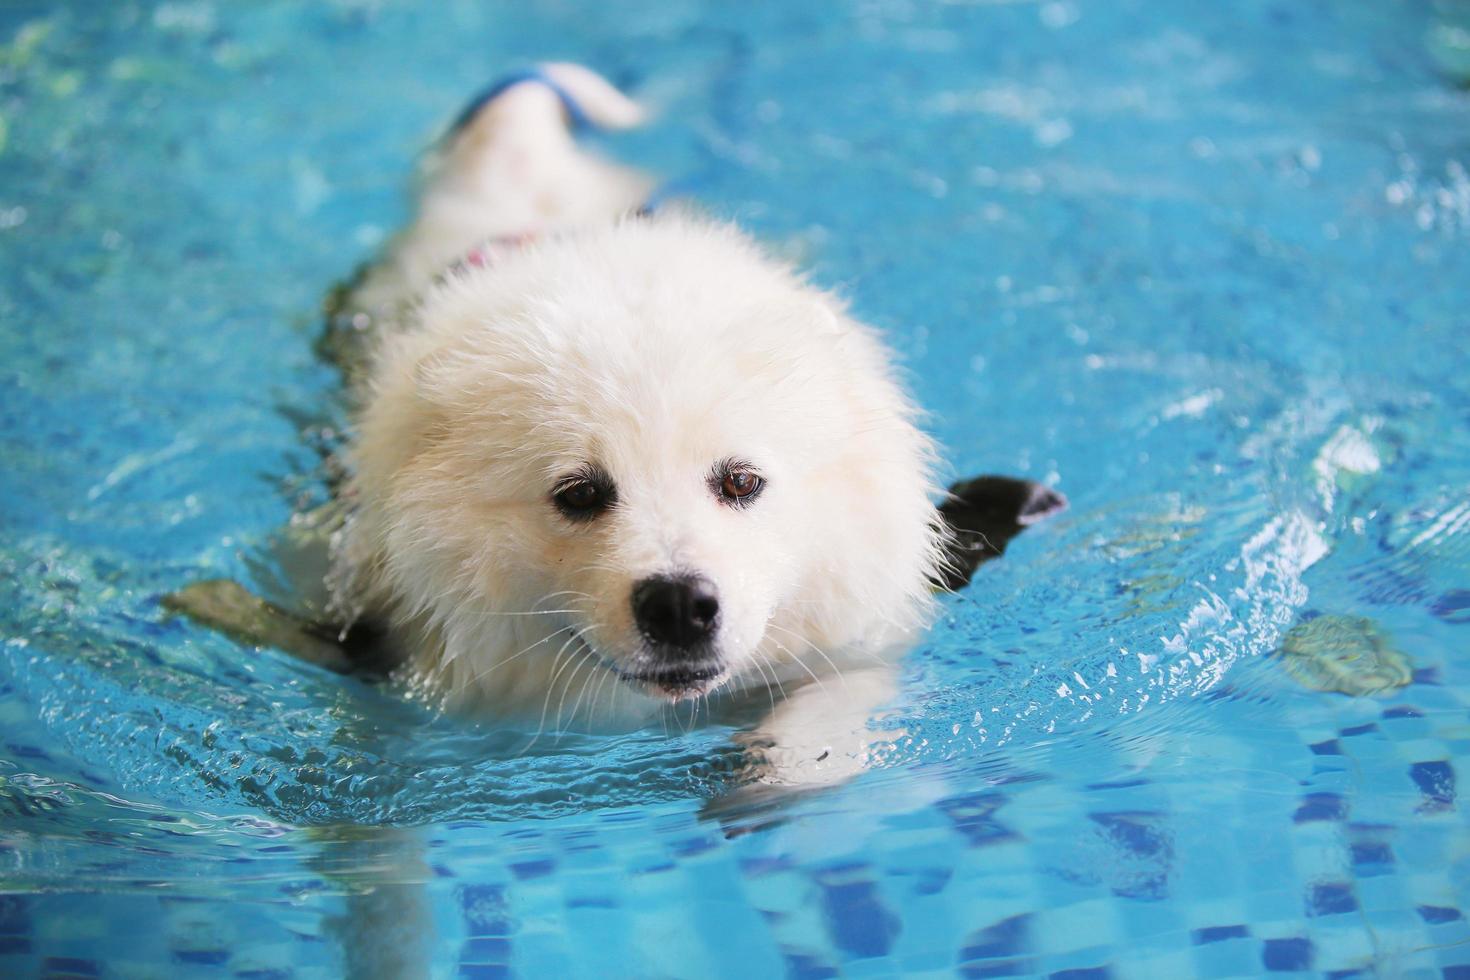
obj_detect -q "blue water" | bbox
[2,1,1469,975]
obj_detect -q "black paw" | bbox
[934,475,1068,590]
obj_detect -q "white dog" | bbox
[173,64,1063,790]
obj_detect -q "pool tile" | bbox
[1261,937,1314,971]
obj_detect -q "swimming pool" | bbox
[2,0,1468,975]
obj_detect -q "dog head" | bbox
[343,215,945,717]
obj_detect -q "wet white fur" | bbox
[332,65,946,770]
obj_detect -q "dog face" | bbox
[343,217,943,718]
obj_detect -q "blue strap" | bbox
[447,67,595,137]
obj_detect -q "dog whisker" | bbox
[765,621,851,691]
[765,637,825,699]
[518,630,587,756]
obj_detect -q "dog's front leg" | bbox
[735,666,902,788]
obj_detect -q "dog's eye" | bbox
[553,475,614,521]
[715,463,765,507]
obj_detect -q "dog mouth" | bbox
[574,632,729,702]
[620,663,730,701]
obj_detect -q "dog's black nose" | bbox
[632,575,719,651]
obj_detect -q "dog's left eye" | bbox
[714,463,764,506]
[552,474,615,520]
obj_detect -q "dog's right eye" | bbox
[552,475,614,521]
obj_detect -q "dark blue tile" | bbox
[1418,905,1464,925]
[817,875,900,960]
[0,895,31,933]
[173,950,230,966]
[1192,924,1249,944]
[914,867,951,896]
[938,791,1019,848]
[1050,968,1111,980]
[1293,792,1347,823]
[1084,778,1149,791]
[1340,723,1377,737]
[1350,841,1393,871]
[1409,760,1456,812]
[457,966,511,980]
[961,959,1032,979]
[783,951,839,979]
[672,835,719,858]
[1088,812,1172,899]
[1307,882,1358,916]
[7,744,50,760]
[1309,740,1342,756]
[41,957,98,976]
[1442,967,1470,980]
[1262,938,1313,971]
[740,856,794,877]
[235,971,291,980]
[460,937,510,961]
[1088,812,1169,858]
[1430,589,1470,623]
[960,913,1031,961]
[0,936,31,955]
[459,884,509,935]
[509,859,554,880]
[1382,706,1423,720]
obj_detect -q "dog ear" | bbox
[934,476,1067,591]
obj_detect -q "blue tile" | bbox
[1293,793,1347,823]
[1262,938,1313,971]
[783,951,839,979]
[0,895,31,934]
[818,875,900,960]
[961,959,1032,979]
[41,958,98,977]
[1409,761,1456,812]
[457,966,511,980]
[459,884,510,935]
[1307,882,1358,916]
[1088,812,1172,899]
[1430,589,1470,623]
[1088,812,1169,858]
[1084,779,1148,791]
[938,792,1019,848]
[671,835,719,858]
[1350,841,1393,873]
[460,937,511,962]
[960,913,1031,961]
[1418,906,1464,925]
[1309,740,1342,756]
[173,950,230,966]
[1192,925,1250,945]
[509,859,554,880]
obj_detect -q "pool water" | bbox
[2,1,1469,976]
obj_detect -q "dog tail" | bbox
[446,63,645,144]
[535,62,646,129]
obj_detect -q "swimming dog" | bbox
[170,64,1065,789]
